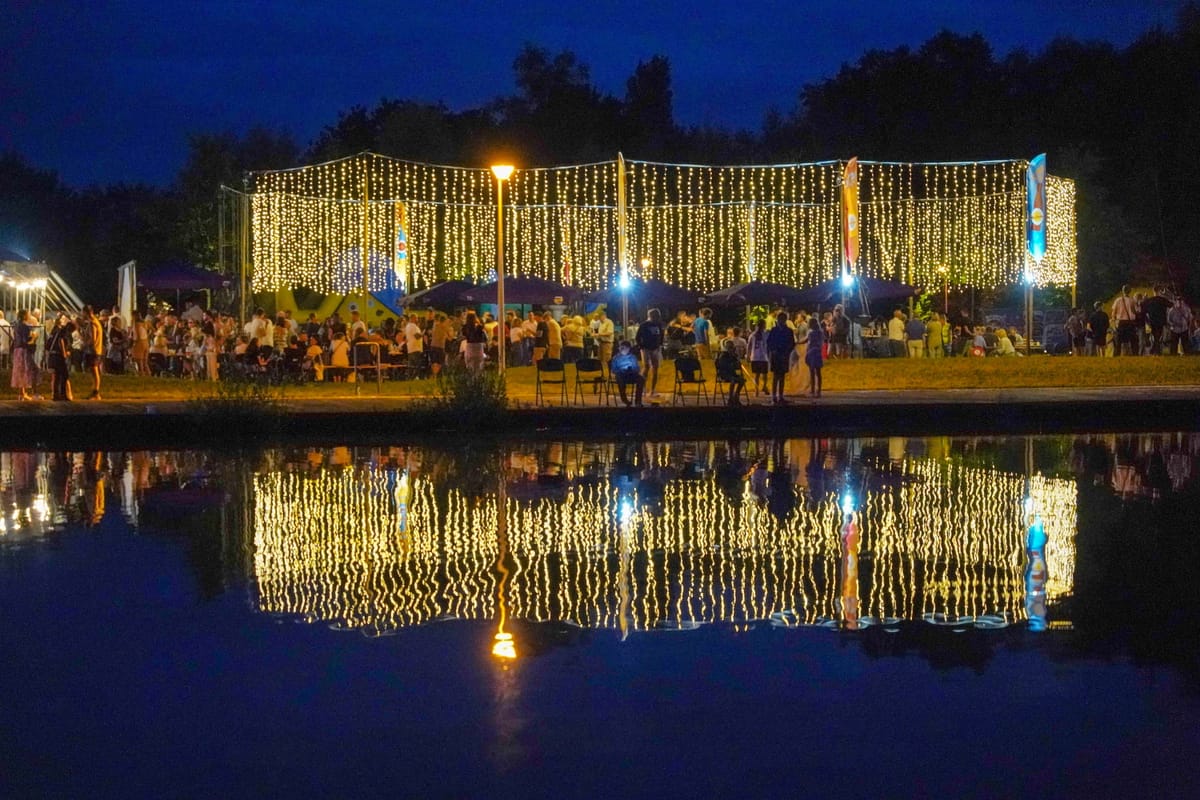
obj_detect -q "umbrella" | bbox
[400,279,476,308]
[792,276,920,310]
[585,279,700,309]
[700,280,811,307]
[137,260,228,292]
[459,276,581,305]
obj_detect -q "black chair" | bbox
[713,364,748,406]
[672,356,709,405]
[572,357,607,405]
[535,358,568,406]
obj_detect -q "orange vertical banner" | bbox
[841,157,860,270]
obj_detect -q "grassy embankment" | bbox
[4,355,1198,402]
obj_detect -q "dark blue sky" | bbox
[2,0,1184,187]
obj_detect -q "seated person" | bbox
[994,327,1017,356]
[304,339,325,382]
[609,340,645,407]
[714,339,746,406]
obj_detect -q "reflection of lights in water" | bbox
[492,631,516,660]
[251,453,1080,633]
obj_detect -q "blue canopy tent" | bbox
[400,280,476,308]
[791,276,920,314]
[459,276,582,305]
[700,280,812,307]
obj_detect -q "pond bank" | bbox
[1,385,1196,449]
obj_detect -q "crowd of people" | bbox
[3,284,1197,403]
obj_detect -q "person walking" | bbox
[766,310,795,405]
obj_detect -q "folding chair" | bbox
[572,357,607,405]
[672,355,709,405]
[535,358,568,406]
[713,366,748,406]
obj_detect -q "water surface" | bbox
[2,434,1197,798]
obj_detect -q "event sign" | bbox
[1026,154,1047,264]
[841,157,860,269]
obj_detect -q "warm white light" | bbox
[492,632,516,659]
[490,165,514,182]
[618,269,631,290]
[840,270,854,288]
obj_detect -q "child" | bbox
[714,339,746,406]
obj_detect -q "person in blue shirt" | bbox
[692,307,713,359]
[609,340,645,406]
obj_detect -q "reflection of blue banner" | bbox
[1026,154,1047,263]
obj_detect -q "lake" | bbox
[2,433,1197,798]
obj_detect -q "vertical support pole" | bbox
[218,187,226,278]
[747,200,757,281]
[616,153,628,334]
[361,154,371,294]
[1025,282,1034,355]
[240,179,250,324]
[495,176,506,375]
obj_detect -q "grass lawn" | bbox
[5,354,1199,402]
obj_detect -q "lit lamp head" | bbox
[840,269,855,289]
[490,164,514,182]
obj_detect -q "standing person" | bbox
[1166,297,1194,355]
[532,312,549,364]
[1110,285,1138,356]
[130,310,150,375]
[404,313,425,374]
[830,305,850,358]
[926,312,945,358]
[1088,301,1110,357]
[635,308,666,397]
[545,311,563,360]
[561,315,585,363]
[1142,287,1171,355]
[692,308,713,359]
[905,313,927,358]
[887,309,907,358]
[46,313,76,401]
[766,310,796,405]
[746,318,770,396]
[805,316,825,398]
[81,305,104,399]
[595,308,615,367]
[461,311,487,372]
[10,310,38,400]
[1065,308,1087,356]
[429,312,451,376]
[0,310,11,370]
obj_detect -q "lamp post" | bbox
[939,265,949,315]
[491,164,514,374]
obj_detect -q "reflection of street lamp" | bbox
[491,164,514,374]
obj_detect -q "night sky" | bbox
[2,0,1185,187]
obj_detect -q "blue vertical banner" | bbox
[1026,154,1047,265]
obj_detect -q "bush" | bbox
[417,363,508,427]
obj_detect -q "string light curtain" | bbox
[248,152,1076,295]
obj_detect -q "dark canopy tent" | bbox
[400,279,476,308]
[700,280,813,307]
[459,276,581,305]
[137,261,228,292]
[792,276,920,311]
[585,279,700,309]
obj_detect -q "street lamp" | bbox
[491,164,514,374]
[938,265,949,315]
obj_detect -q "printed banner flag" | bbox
[841,158,860,270]
[394,202,410,291]
[1026,154,1047,264]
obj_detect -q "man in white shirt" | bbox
[887,309,907,358]
[404,315,425,373]
[349,310,368,340]
[1110,285,1139,356]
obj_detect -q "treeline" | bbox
[3,5,1198,304]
